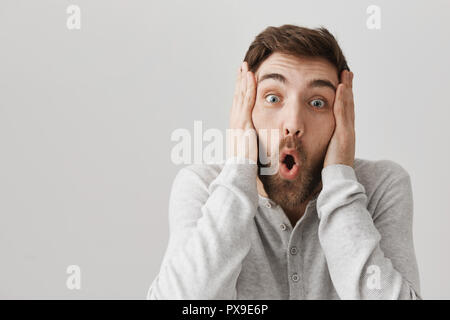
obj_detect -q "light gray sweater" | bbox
[147,157,421,299]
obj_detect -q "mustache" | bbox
[280,135,302,150]
[258,136,305,168]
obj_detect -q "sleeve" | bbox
[316,163,422,300]
[146,159,259,300]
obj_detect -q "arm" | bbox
[316,163,421,299]
[147,160,259,299]
[148,61,259,299]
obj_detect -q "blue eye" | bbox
[265,94,280,104]
[310,99,325,108]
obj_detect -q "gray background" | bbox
[1,0,449,299]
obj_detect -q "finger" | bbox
[232,65,243,108]
[338,84,355,126]
[333,83,346,122]
[339,69,346,84]
[339,71,353,106]
[347,88,355,124]
[244,71,256,113]
[240,62,248,106]
[236,62,246,109]
[348,71,353,89]
[343,73,354,107]
[340,69,349,86]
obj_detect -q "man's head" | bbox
[243,24,349,211]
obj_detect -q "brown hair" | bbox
[243,24,349,76]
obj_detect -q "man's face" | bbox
[252,52,339,210]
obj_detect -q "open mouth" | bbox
[283,154,296,170]
[279,149,301,180]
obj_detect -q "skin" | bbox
[229,52,355,226]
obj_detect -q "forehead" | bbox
[255,52,339,87]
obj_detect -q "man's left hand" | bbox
[323,69,356,168]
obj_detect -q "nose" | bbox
[284,126,301,137]
[282,104,304,138]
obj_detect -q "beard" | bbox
[257,135,325,212]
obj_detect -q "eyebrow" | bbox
[257,72,337,91]
[258,73,288,85]
[307,79,337,92]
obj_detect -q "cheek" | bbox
[252,102,274,130]
[312,110,335,135]
[305,116,335,155]
[252,104,282,156]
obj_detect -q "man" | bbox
[147,25,421,299]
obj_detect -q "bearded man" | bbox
[147,25,421,300]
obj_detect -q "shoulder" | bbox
[353,157,412,215]
[167,163,225,229]
[170,163,225,200]
[354,157,410,184]
[174,163,224,186]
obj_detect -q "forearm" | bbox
[148,161,259,300]
[317,164,421,300]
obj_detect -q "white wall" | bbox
[0,0,449,299]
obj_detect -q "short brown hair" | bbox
[243,24,349,76]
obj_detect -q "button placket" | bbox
[290,246,298,255]
[286,234,298,299]
[286,211,309,299]
[294,222,308,299]
[266,202,291,245]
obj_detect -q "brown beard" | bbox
[257,135,325,212]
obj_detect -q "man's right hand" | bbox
[227,61,258,164]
